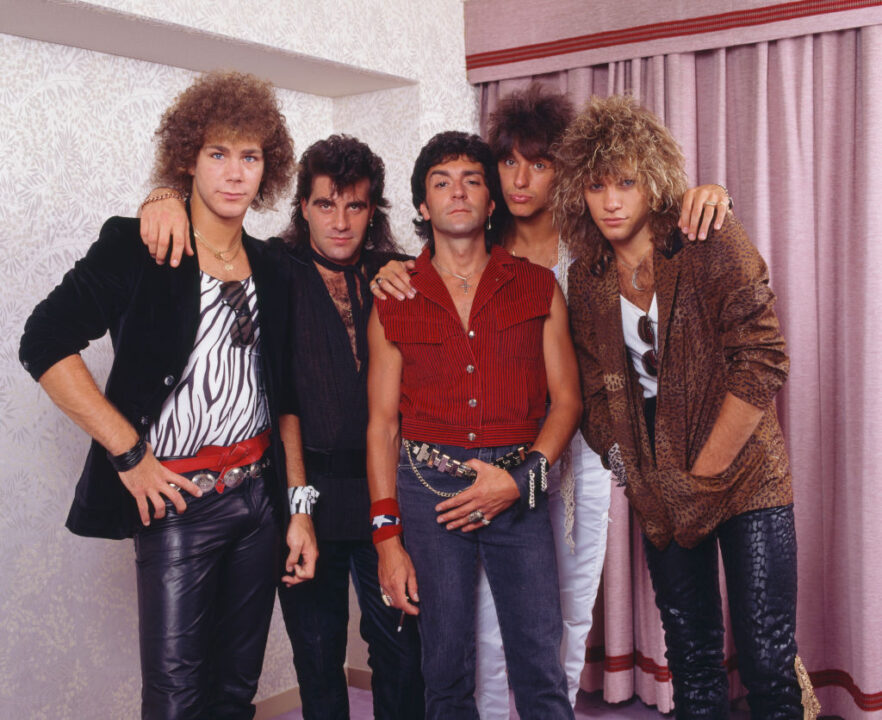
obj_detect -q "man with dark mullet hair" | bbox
[274,135,424,720]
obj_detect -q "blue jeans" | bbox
[397,442,573,720]
[278,538,424,720]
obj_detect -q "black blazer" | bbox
[20,217,294,539]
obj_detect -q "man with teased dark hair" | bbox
[138,135,423,720]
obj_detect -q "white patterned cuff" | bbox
[288,485,320,515]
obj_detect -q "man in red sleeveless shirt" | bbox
[366,131,581,719]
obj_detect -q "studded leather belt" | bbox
[160,429,271,494]
[404,440,528,480]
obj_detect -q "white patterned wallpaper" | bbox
[0,1,476,716]
[84,0,444,79]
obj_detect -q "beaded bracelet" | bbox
[107,436,148,472]
[371,498,403,544]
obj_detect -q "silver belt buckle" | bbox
[192,472,217,493]
[222,466,245,489]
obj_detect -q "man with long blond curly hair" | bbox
[20,71,313,719]
[558,95,811,718]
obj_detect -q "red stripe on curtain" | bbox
[466,0,882,69]
[588,648,674,681]
[810,670,882,711]
[589,649,882,709]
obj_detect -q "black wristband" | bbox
[107,436,147,472]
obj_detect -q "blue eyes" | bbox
[588,179,636,191]
[208,152,261,162]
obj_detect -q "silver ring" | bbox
[381,591,393,607]
[376,276,383,284]
[481,516,491,526]
[370,282,379,291]
[468,509,485,523]
[703,200,718,207]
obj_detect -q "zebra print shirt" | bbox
[148,273,269,459]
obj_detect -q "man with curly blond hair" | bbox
[20,71,313,720]
[557,95,810,718]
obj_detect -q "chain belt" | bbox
[403,439,528,498]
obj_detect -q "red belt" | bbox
[160,429,271,494]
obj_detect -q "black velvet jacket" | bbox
[20,217,295,540]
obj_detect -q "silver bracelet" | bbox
[288,485,320,515]
[716,184,734,210]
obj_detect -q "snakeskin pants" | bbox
[644,504,803,719]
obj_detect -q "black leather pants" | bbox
[644,505,803,719]
[134,477,279,720]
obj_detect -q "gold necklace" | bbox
[432,257,490,294]
[194,227,242,272]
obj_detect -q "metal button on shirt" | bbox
[467,432,476,442]
[466,364,475,374]
[468,330,475,339]
[468,398,477,407]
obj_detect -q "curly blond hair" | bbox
[152,71,295,210]
[551,94,687,272]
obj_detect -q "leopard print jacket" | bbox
[568,217,793,549]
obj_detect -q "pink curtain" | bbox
[478,26,882,718]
